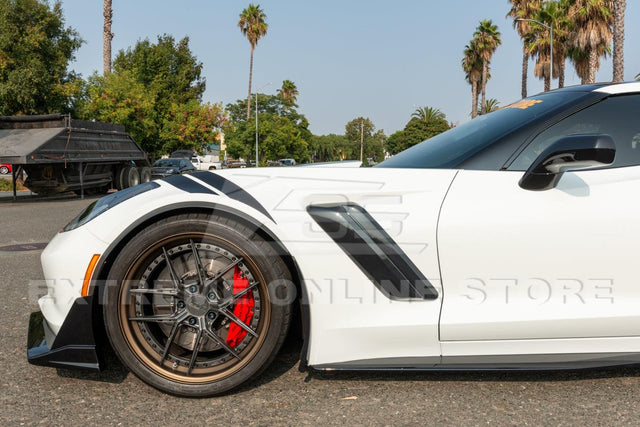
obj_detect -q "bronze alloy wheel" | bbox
[104,214,292,396]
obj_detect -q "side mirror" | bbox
[519,134,616,191]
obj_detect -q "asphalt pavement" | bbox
[2,196,640,425]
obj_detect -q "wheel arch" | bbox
[90,201,310,369]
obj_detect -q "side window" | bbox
[509,95,640,171]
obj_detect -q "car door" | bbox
[438,94,640,345]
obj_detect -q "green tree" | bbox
[238,4,268,119]
[278,80,299,110]
[159,101,226,154]
[309,134,348,162]
[481,98,500,114]
[113,35,205,112]
[412,106,446,122]
[344,117,385,164]
[568,0,613,84]
[473,20,502,111]
[82,35,207,157]
[386,112,450,155]
[529,0,571,91]
[80,71,158,153]
[225,94,310,164]
[0,0,83,115]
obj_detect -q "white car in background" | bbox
[27,82,640,397]
[192,154,222,171]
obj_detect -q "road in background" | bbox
[2,197,640,425]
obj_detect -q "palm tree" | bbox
[568,0,613,84]
[612,0,626,82]
[103,0,113,74]
[473,20,502,111]
[507,0,541,98]
[567,47,590,84]
[568,44,609,84]
[529,0,571,91]
[462,42,482,118]
[238,4,268,119]
[412,106,446,123]
[481,98,500,114]
[277,80,299,109]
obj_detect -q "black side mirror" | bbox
[519,134,616,191]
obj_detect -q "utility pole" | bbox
[360,120,364,163]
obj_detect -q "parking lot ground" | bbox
[2,197,640,425]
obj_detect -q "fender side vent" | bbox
[307,203,438,300]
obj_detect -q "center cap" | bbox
[185,293,209,317]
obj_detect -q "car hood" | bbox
[178,166,457,226]
[151,166,177,173]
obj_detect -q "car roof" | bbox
[527,82,640,97]
[594,81,640,94]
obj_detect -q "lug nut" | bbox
[208,292,216,300]
[188,285,197,293]
[188,317,197,325]
[177,301,185,309]
[207,312,216,320]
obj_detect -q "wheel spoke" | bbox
[129,287,178,296]
[220,308,258,338]
[189,239,207,286]
[209,257,244,282]
[187,328,204,375]
[162,246,182,288]
[219,281,260,308]
[203,328,241,360]
[161,313,188,363]
[129,312,180,324]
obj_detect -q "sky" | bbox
[59,0,640,136]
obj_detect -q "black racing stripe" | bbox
[163,174,216,195]
[191,171,275,223]
[307,203,438,300]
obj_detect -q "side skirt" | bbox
[311,353,640,371]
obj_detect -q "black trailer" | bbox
[0,114,150,196]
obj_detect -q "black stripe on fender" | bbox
[307,203,438,300]
[190,171,275,223]
[163,174,216,195]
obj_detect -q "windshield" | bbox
[377,91,588,169]
[153,159,181,167]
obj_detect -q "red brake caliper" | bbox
[226,266,255,348]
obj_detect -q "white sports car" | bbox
[28,82,640,396]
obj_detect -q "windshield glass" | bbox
[377,91,587,169]
[153,159,180,167]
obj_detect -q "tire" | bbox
[104,213,293,396]
[208,166,217,170]
[118,166,139,189]
[126,167,140,187]
[139,166,152,183]
[116,167,127,190]
[0,166,9,175]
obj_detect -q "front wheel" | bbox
[0,166,9,174]
[104,213,293,396]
